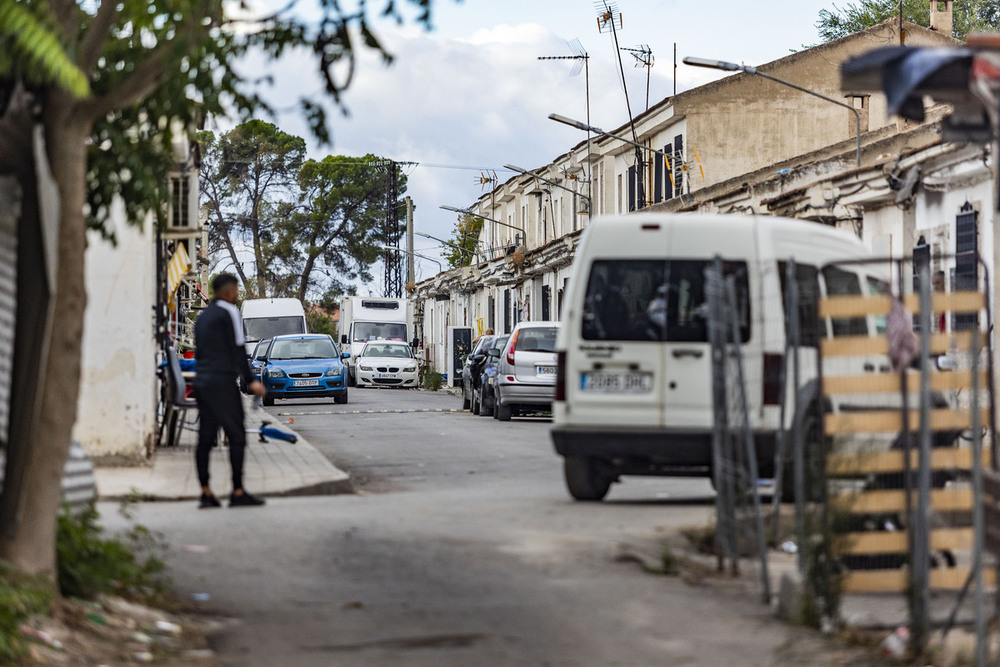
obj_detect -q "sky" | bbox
[215,0,838,291]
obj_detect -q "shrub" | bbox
[0,562,51,663]
[422,371,444,392]
[56,505,167,603]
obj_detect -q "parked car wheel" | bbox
[263,395,275,407]
[462,390,472,411]
[472,388,482,415]
[564,456,612,501]
[496,401,512,422]
[334,393,349,405]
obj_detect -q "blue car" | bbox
[260,334,350,406]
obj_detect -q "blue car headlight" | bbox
[268,369,286,378]
[325,367,343,377]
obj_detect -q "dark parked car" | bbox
[242,339,272,393]
[477,335,508,418]
[461,335,495,411]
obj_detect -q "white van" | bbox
[552,213,884,501]
[240,298,308,356]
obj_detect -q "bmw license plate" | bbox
[581,372,653,394]
[294,379,320,387]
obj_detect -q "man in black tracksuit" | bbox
[193,273,267,508]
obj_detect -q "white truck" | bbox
[339,296,414,385]
[240,298,308,356]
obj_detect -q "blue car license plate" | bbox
[293,379,320,387]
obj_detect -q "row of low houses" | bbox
[411,15,994,381]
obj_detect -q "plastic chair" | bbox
[157,347,198,447]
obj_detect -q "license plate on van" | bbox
[581,372,653,394]
[537,366,557,376]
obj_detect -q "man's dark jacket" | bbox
[194,300,254,386]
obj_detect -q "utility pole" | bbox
[673,42,677,97]
[405,196,415,286]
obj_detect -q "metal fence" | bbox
[706,251,997,659]
[705,258,771,603]
[816,254,995,659]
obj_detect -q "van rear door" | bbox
[661,224,755,429]
[569,224,669,428]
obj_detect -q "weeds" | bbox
[0,562,52,663]
[56,504,168,604]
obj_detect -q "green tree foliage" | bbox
[0,0,449,581]
[816,0,1000,42]
[0,3,89,97]
[443,213,484,268]
[274,155,406,300]
[199,121,307,297]
[306,308,338,338]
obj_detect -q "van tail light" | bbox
[506,330,520,366]
[555,351,567,402]
[763,353,783,406]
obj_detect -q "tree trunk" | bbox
[0,96,90,578]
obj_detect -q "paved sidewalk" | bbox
[94,398,351,501]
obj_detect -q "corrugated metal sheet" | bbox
[0,441,96,512]
[0,178,20,443]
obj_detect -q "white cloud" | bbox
[212,16,734,288]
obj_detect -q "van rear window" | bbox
[582,260,750,342]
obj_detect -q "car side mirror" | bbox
[341,335,348,344]
[342,352,351,359]
[487,348,500,358]
[472,353,486,363]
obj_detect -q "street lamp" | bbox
[379,244,443,274]
[549,113,684,177]
[683,56,862,167]
[502,164,592,207]
[439,205,522,233]
[415,231,482,266]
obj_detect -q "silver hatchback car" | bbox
[494,321,560,421]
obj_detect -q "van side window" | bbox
[777,262,819,347]
[581,259,750,343]
[822,267,868,336]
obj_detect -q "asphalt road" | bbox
[101,387,873,666]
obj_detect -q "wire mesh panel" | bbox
[817,255,996,653]
[706,258,771,602]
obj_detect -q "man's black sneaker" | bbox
[229,491,266,507]
[199,493,222,509]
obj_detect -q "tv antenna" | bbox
[621,44,653,110]
[539,38,593,220]
[595,0,644,209]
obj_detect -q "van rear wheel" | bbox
[496,402,512,421]
[564,457,611,501]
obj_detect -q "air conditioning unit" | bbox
[165,170,199,237]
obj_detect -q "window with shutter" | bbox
[954,203,979,330]
[663,146,673,201]
[653,150,663,203]
[673,135,684,197]
[627,165,637,212]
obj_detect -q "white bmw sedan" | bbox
[355,341,419,388]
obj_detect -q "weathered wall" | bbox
[73,199,157,463]
[679,21,954,188]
